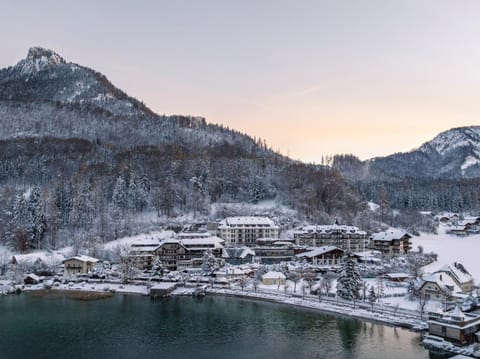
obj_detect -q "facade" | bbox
[428,307,480,345]
[253,241,296,264]
[369,230,412,255]
[129,240,161,270]
[295,246,344,265]
[177,236,225,270]
[129,234,226,271]
[293,223,367,252]
[418,272,466,304]
[217,216,279,247]
[63,255,99,274]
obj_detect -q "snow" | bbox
[461,155,480,174]
[263,271,286,280]
[368,202,380,211]
[67,255,99,263]
[296,246,340,258]
[219,216,277,227]
[103,231,175,250]
[411,228,480,281]
[371,230,410,241]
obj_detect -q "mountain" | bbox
[333,126,480,180]
[0,47,366,251]
[373,126,480,179]
[333,126,480,213]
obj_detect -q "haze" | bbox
[2,0,480,161]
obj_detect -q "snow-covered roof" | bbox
[12,252,65,265]
[296,246,342,258]
[176,232,212,239]
[65,255,99,263]
[218,216,277,228]
[435,263,473,285]
[130,245,160,253]
[370,230,411,242]
[263,271,286,280]
[180,236,224,249]
[294,224,366,235]
[384,273,410,279]
[25,273,40,282]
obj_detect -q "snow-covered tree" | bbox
[336,253,362,301]
[368,286,377,310]
[112,177,128,212]
[202,249,218,276]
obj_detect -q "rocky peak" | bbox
[15,46,66,75]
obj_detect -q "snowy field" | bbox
[411,227,480,281]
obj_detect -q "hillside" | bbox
[0,47,366,252]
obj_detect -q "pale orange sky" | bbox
[2,0,480,161]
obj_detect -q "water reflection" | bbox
[0,294,432,359]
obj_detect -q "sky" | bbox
[1,0,480,161]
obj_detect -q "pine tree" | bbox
[112,177,128,211]
[336,252,362,301]
[201,249,218,276]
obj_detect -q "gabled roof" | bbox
[218,216,277,228]
[64,255,99,263]
[296,246,342,258]
[263,271,286,280]
[435,263,473,285]
[370,230,411,242]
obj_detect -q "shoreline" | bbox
[203,287,427,331]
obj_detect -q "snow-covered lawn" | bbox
[412,229,480,281]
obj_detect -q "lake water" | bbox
[0,293,440,359]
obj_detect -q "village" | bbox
[2,214,480,358]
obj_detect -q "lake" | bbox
[0,293,440,359]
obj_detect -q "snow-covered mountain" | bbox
[0,47,152,117]
[0,47,365,250]
[371,126,480,178]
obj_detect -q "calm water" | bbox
[0,294,437,359]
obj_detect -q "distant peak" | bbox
[15,46,66,75]
[26,47,65,64]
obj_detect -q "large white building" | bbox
[217,216,279,247]
[293,223,368,252]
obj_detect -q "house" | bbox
[293,223,367,252]
[447,225,471,236]
[428,306,480,345]
[217,216,279,246]
[224,247,256,265]
[150,282,178,298]
[295,246,344,265]
[262,271,286,286]
[24,273,41,285]
[418,273,465,304]
[434,263,475,293]
[63,255,99,274]
[369,230,412,255]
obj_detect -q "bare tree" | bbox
[288,271,301,294]
[115,244,139,284]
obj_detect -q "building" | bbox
[369,230,412,255]
[418,273,465,305]
[224,247,256,265]
[253,240,296,264]
[217,216,279,246]
[177,236,225,270]
[428,306,480,345]
[262,271,286,286]
[155,239,188,271]
[129,239,161,270]
[63,255,99,274]
[293,223,367,252]
[434,263,475,293]
[295,246,344,265]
